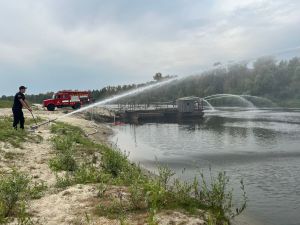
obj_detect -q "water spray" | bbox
[240,95,276,106]
[202,99,215,111]
[31,78,177,130]
[204,94,255,108]
[30,45,300,130]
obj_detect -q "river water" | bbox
[111,108,300,225]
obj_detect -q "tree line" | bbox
[1,57,300,107]
[118,57,300,107]
[0,74,175,104]
[1,92,54,105]
[0,78,158,104]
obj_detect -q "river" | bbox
[111,108,300,225]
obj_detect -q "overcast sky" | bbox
[1,0,300,95]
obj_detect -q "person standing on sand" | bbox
[12,86,32,130]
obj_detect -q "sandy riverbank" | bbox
[0,108,114,224]
[0,108,209,225]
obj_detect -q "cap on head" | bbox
[19,86,27,90]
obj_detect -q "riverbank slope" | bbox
[0,108,214,225]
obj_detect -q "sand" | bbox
[0,108,206,225]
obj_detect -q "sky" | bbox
[1,0,300,95]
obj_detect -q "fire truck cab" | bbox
[43,90,93,111]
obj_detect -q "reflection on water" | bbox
[111,108,300,225]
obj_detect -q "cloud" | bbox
[0,0,300,95]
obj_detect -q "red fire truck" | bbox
[43,90,93,111]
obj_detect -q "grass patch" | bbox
[49,122,100,172]
[74,163,111,184]
[3,151,24,160]
[101,145,130,178]
[0,117,43,148]
[49,150,77,171]
[0,169,45,223]
[55,173,74,189]
[0,170,29,218]
[0,100,12,109]
[28,181,47,200]
[49,122,247,224]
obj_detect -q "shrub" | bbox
[157,166,175,190]
[48,122,247,224]
[49,123,100,173]
[198,171,247,222]
[171,178,197,210]
[51,135,74,153]
[0,170,29,218]
[55,173,74,189]
[28,181,47,200]
[49,152,77,172]
[96,183,107,198]
[74,164,111,184]
[15,201,37,225]
[129,181,147,210]
[101,147,129,177]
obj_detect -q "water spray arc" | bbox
[31,78,177,130]
[30,45,300,130]
[62,78,177,117]
[201,99,215,111]
[240,95,276,106]
[204,94,255,108]
[203,94,277,108]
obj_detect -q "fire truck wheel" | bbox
[47,104,55,111]
[72,103,81,110]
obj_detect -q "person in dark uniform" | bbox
[12,86,32,130]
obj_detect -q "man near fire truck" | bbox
[12,86,32,130]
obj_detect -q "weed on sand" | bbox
[0,169,46,224]
[49,122,247,224]
[0,117,43,148]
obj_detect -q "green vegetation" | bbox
[3,151,24,160]
[0,116,46,224]
[0,117,43,148]
[0,170,46,224]
[1,93,53,105]
[0,75,172,104]
[1,57,300,107]
[0,100,12,109]
[0,82,149,104]
[49,122,99,172]
[49,134,77,171]
[28,181,47,200]
[50,122,247,224]
[0,170,29,219]
[119,57,300,107]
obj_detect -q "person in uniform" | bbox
[12,86,32,130]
